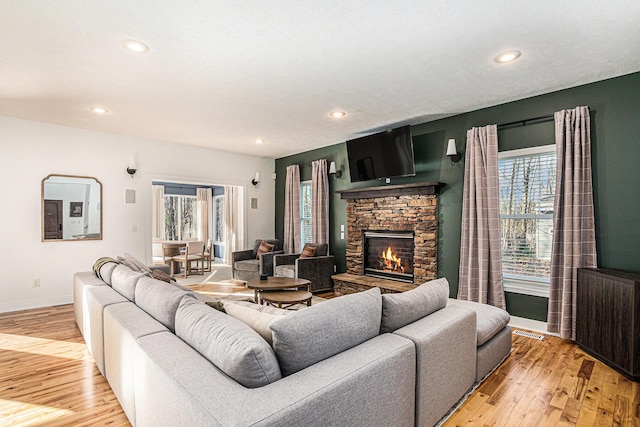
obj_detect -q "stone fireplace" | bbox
[334,182,441,294]
[363,231,414,283]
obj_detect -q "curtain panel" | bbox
[311,159,329,245]
[152,185,165,239]
[458,124,506,309]
[284,165,301,253]
[547,106,597,340]
[223,186,240,264]
[196,187,212,242]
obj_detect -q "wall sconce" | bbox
[126,158,137,178]
[329,161,342,178]
[446,139,461,165]
[251,172,260,187]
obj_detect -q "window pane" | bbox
[164,195,199,241]
[300,182,313,246]
[499,150,556,281]
[164,196,178,240]
[180,197,198,239]
[214,197,224,243]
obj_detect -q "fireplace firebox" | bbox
[363,231,414,283]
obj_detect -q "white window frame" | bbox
[300,180,312,248]
[498,144,555,298]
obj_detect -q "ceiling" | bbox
[1,1,639,159]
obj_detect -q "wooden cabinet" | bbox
[576,268,640,380]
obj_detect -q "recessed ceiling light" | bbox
[494,50,521,63]
[123,39,149,54]
[330,111,346,119]
[255,139,265,145]
[90,106,109,114]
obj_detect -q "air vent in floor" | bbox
[513,330,544,340]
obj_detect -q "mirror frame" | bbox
[41,174,103,242]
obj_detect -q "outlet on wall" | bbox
[33,278,40,288]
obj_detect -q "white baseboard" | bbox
[508,315,559,337]
[0,295,73,314]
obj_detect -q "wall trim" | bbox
[508,315,559,337]
[0,295,73,314]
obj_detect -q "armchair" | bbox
[274,243,335,293]
[232,239,283,281]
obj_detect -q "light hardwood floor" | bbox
[1,304,638,426]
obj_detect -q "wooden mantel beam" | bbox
[337,182,442,200]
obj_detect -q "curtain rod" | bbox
[497,114,554,130]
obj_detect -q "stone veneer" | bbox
[341,183,439,285]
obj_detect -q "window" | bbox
[213,195,225,244]
[164,195,199,240]
[300,181,312,247]
[498,145,556,297]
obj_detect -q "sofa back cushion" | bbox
[135,276,195,332]
[98,262,119,286]
[270,287,382,376]
[380,278,450,334]
[175,298,282,388]
[110,264,149,301]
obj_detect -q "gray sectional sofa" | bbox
[74,262,511,426]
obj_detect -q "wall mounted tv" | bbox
[346,125,416,182]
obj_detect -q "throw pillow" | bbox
[120,253,152,274]
[299,245,317,258]
[175,298,282,388]
[256,241,275,259]
[380,277,450,334]
[270,287,382,376]
[151,269,172,283]
[224,301,292,345]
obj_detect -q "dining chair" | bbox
[172,240,205,278]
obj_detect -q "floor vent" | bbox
[513,330,544,340]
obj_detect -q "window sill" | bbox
[503,277,549,298]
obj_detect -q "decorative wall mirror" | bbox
[42,174,102,241]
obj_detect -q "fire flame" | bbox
[381,246,404,273]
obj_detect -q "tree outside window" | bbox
[164,195,199,240]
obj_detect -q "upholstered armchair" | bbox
[274,243,335,293]
[232,239,283,281]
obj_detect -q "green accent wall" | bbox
[275,72,640,321]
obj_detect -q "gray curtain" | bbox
[311,159,329,245]
[223,186,240,264]
[283,165,301,254]
[196,187,212,242]
[152,185,165,239]
[458,124,506,309]
[547,106,597,340]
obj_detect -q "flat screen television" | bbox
[346,125,416,182]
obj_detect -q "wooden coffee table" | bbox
[245,277,311,304]
[260,290,313,309]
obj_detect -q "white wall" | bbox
[0,116,276,313]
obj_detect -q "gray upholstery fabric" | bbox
[274,264,296,278]
[232,239,283,280]
[175,298,282,388]
[73,271,107,335]
[394,304,477,427]
[103,302,167,424]
[380,277,450,333]
[99,262,119,286]
[134,276,196,332]
[448,298,511,346]
[270,287,382,376]
[476,325,512,382]
[111,264,149,301]
[84,285,128,375]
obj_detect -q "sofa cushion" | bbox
[274,264,296,278]
[234,259,260,272]
[93,257,119,281]
[223,301,291,345]
[380,278,450,334]
[99,262,119,286]
[110,264,149,301]
[175,298,282,388]
[448,299,511,346]
[135,276,196,332]
[270,287,382,376]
